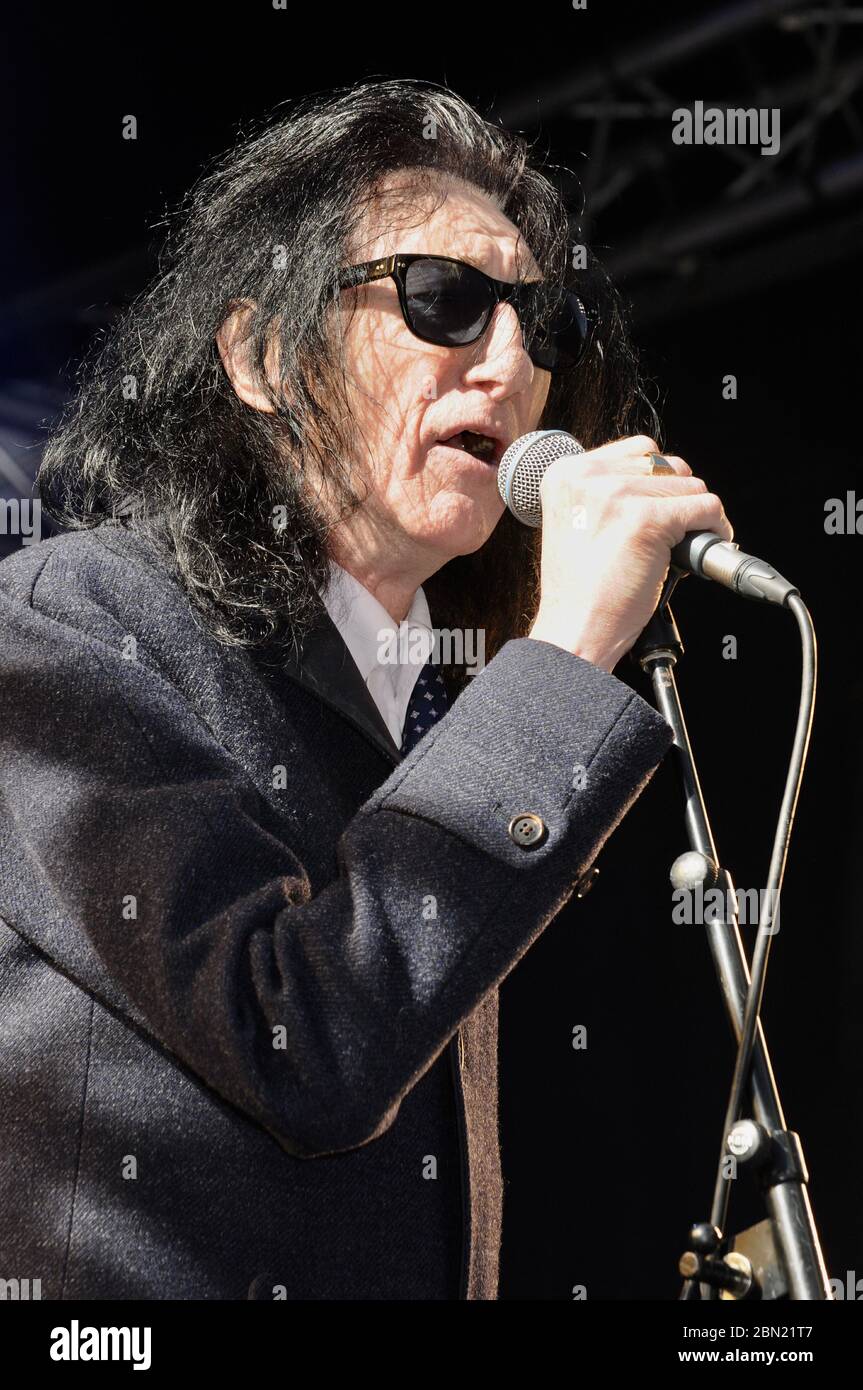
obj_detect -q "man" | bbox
[0,79,731,1299]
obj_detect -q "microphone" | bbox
[497,429,799,607]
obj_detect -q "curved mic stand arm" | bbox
[630,569,832,1302]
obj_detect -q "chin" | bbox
[422,508,500,561]
[421,490,502,558]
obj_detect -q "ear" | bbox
[216,301,279,413]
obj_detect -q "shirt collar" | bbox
[320,560,433,684]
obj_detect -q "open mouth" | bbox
[439,430,501,465]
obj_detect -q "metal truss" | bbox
[495,0,863,324]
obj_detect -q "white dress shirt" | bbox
[320,561,434,749]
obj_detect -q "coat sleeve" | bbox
[0,576,673,1159]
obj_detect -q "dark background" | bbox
[2,0,861,1299]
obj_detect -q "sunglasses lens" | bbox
[398,259,591,371]
[522,289,590,372]
[404,258,493,345]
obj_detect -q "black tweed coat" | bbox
[0,522,672,1299]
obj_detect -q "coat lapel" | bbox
[280,607,402,767]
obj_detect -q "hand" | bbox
[527,435,734,672]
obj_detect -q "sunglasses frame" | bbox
[337,252,595,373]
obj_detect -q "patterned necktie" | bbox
[401,661,449,754]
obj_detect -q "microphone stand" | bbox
[630,570,832,1301]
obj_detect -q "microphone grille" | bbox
[497,430,584,527]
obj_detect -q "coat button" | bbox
[575,866,600,898]
[508,812,547,848]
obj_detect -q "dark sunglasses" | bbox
[337,253,594,373]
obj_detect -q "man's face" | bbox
[334,172,551,574]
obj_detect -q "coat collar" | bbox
[98,521,405,768]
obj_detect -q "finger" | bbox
[587,473,709,501]
[578,443,692,478]
[598,434,661,460]
[619,473,707,494]
[663,493,735,546]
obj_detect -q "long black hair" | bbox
[39,78,656,692]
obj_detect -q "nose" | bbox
[461,301,535,396]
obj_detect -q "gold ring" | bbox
[648,453,674,475]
